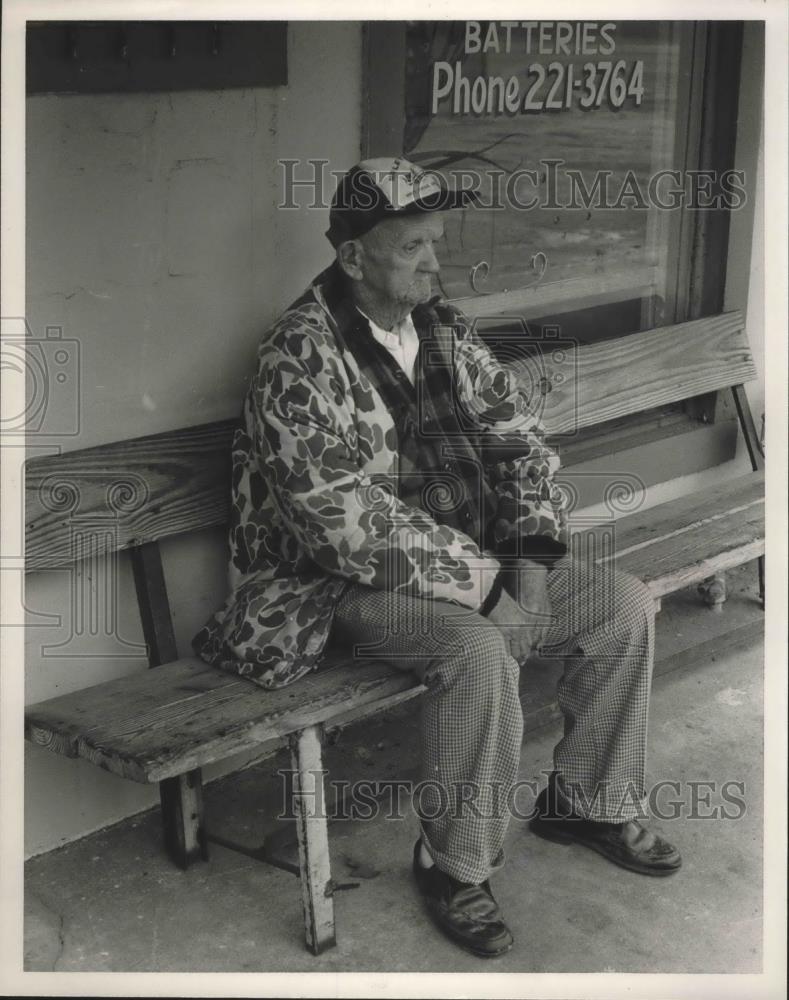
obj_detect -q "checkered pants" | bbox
[330,555,655,884]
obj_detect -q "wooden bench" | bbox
[24,309,764,955]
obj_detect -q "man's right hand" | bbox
[486,587,541,664]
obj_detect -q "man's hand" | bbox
[511,558,553,652]
[486,588,534,663]
[486,560,553,664]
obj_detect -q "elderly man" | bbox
[195,158,681,958]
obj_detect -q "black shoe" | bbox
[412,840,514,958]
[530,776,682,877]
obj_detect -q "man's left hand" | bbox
[505,558,553,659]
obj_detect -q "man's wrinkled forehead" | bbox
[363,212,445,247]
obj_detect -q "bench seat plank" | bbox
[598,472,764,597]
[25,656,420,784]
[594,470,763,553]
[613,500,764,597]
[590,471,764,595]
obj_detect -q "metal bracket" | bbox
[67,27,79,60]
[529,251,548,282]
[204,830,301,876]
[469,259,491,294]
[468,251,548,295]
[325,878,361,897]
[211,23,222,56]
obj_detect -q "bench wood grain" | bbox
[513,310,754,435]
[25,419,235,571]
[25,469,764,787]
[25,313,752,569]
[594,471,765,596]
[25,656,423,783]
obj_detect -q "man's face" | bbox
[356,214,444,312]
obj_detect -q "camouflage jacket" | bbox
[193,266,568,688]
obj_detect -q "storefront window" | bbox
[404,20,697,344]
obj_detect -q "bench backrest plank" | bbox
[511,310,755,434]
[25,311,755,570]
[26,419,235,571]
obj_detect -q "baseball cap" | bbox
[326,157,479,247]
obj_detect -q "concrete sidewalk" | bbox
[24,564,764,974]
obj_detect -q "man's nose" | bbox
[419,243,441,273]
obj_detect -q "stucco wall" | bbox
[25,21,363,857]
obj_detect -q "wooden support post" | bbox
[160,769,208,870]
[290,725,336,955]
[130,543,208,869]
[129,542,179,667]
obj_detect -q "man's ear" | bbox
[336,240,365,282]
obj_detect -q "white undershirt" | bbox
[358,309,420,384]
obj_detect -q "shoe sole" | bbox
[435,919,514,959]
[530,818,681,877]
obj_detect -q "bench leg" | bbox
[160,769,208,870]
[698,573,727,613]
[290,725,336,955]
